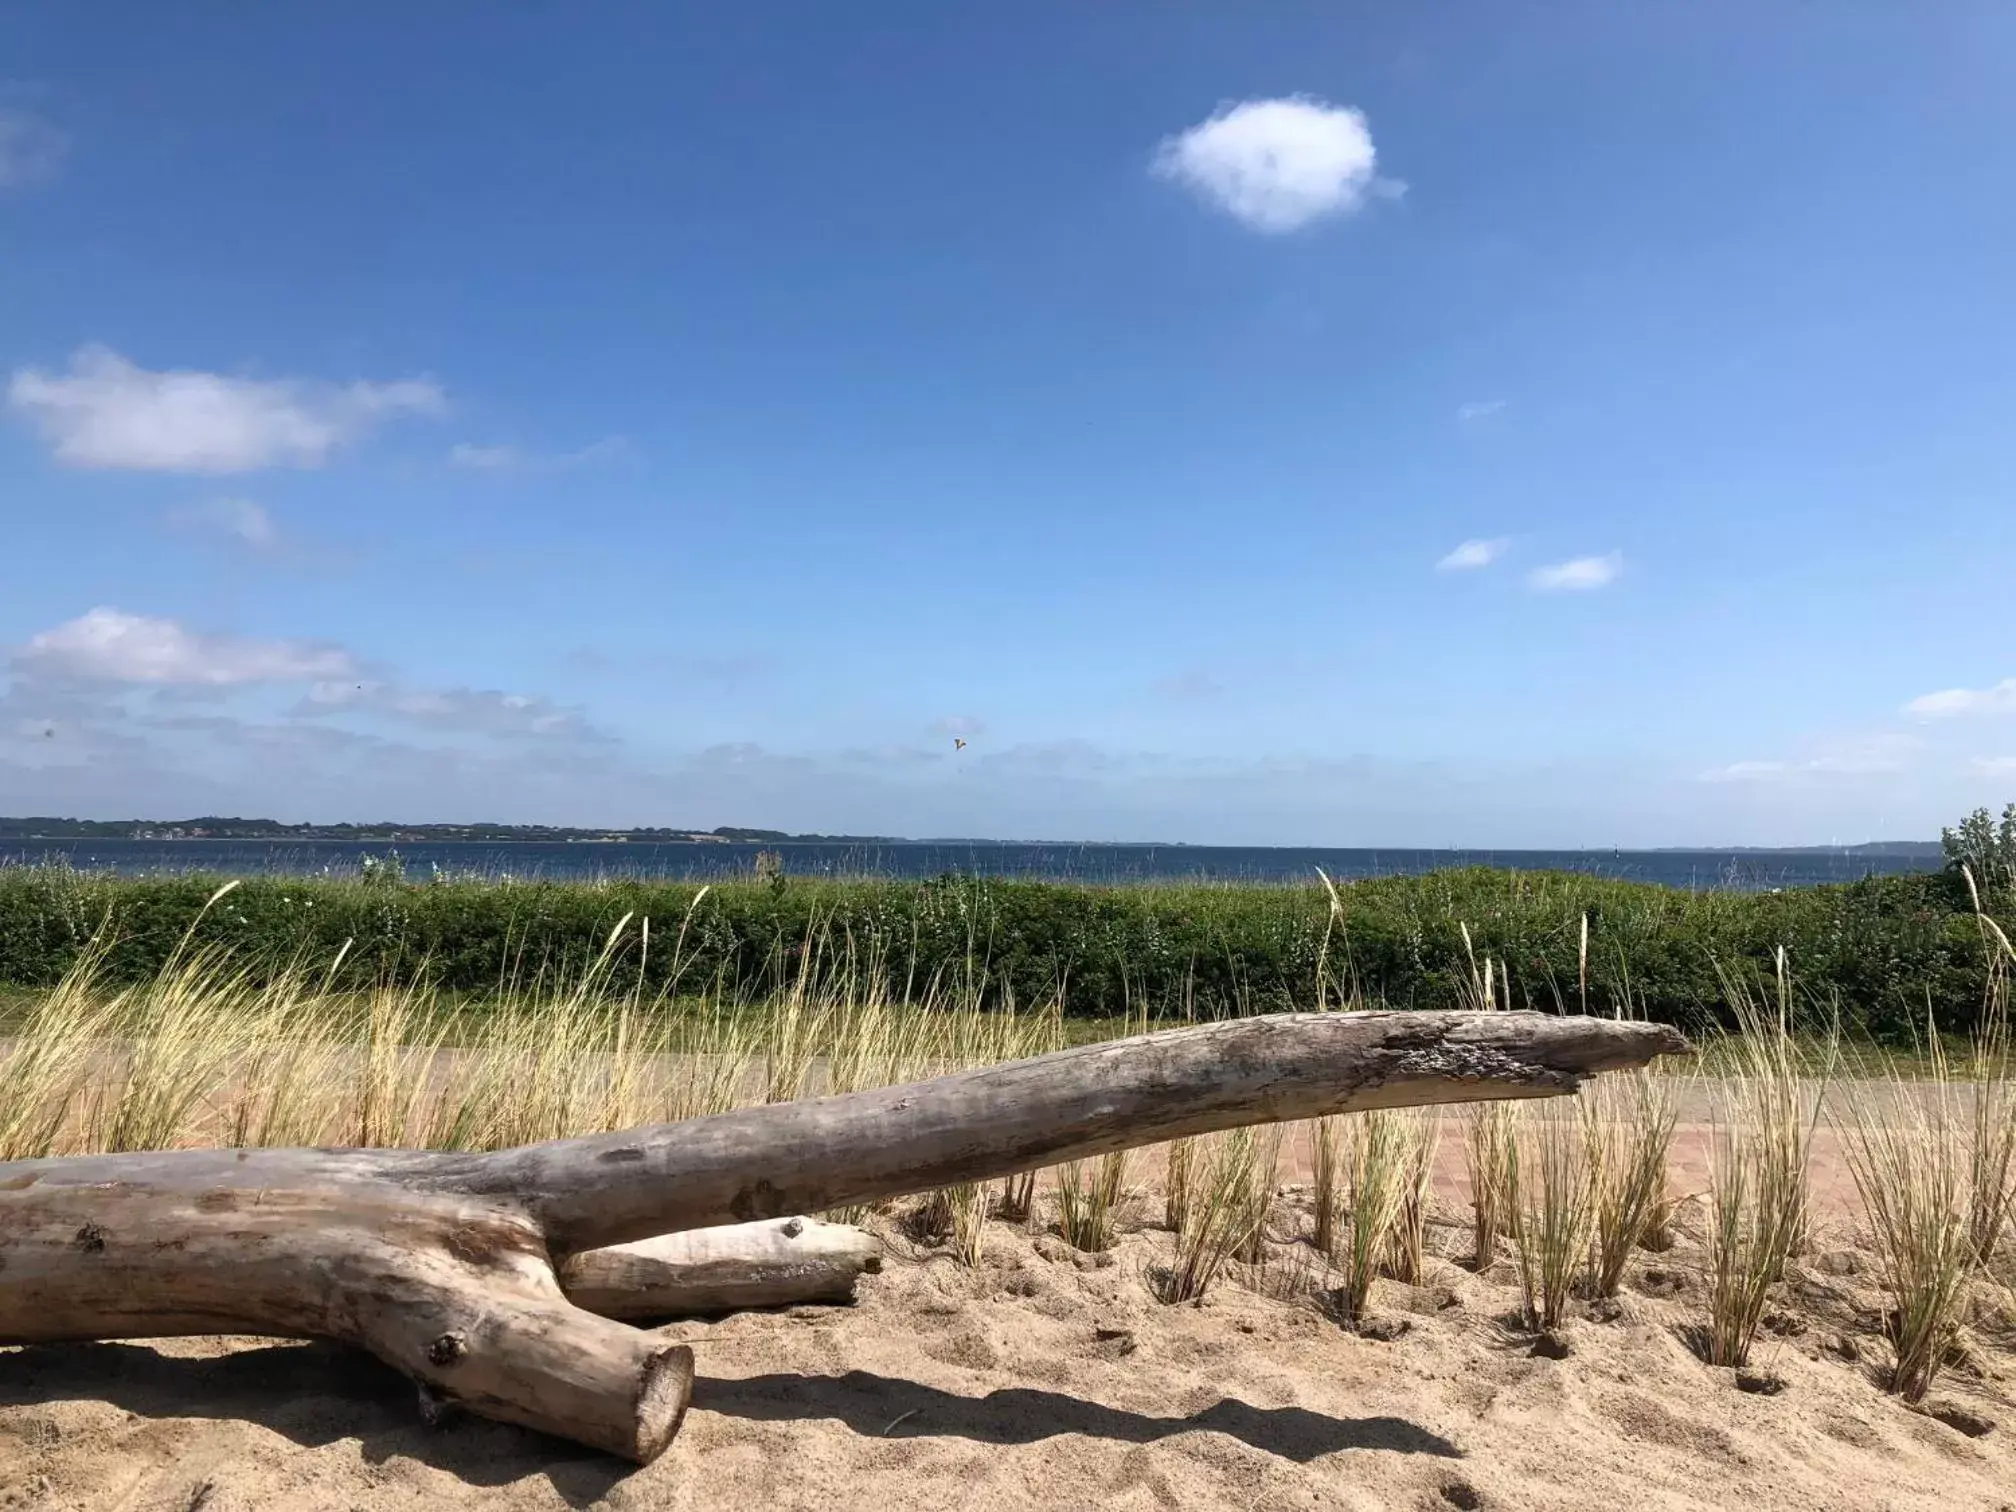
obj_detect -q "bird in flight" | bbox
[953,738,967,751]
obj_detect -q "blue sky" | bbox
[4,3,2015,845]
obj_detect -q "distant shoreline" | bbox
[0,818,1944,855]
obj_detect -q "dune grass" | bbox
[1154,1125,1275,1305]
[1388,1108,1441,1287]
[8,899,2015,1394]
[1334,1111,1409,1324]
[1838,1029,1983,1401]
[1584,1068,1680,1297]
[1055,1151,1130,1253]
[1697,961,1833,1368]
[1834,875,2016,1401]
[1164,1135,1196,1232]
[1464,1100,1520,1270]
[1308,1117,1342,1258]
[1508,1110,1595,1335]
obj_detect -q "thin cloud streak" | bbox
[1904,678,2016,720]
[1528,552,1622,592]
[1436,538,1507,572]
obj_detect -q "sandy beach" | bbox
[6,1155,2012,1512]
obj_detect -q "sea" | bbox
[0,839,1943,891]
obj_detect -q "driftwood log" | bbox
[558,1215,881,1321]
[0,1010,1684,1461]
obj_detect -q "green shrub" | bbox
[0,864,1994,1037]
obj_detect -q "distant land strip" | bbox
[0,817,1942,854]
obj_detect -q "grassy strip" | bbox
[0,863,1996,1035]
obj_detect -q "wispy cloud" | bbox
[0,106,66,188]
[1456,400,1506,423]
[301,680,599,740]
[1154,669,1225,700]
[448,435,631,474]
[7,346,445,472]
[1528,552,1622,592]
[1699,734,1921,784]
[931,714,987,738]
[1903,678,2016,720]
[8,606,605,751]
[1436,538,1507,572]
[15,608,357,687]
[448,443,519,471]
[1699,759,1792,784]
[166,498,280,551]
[1151,95,1398,233]
[1971,755,2016,776]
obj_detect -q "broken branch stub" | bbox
[0,1010,1684,1461]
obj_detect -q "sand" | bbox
[5,1159,2014,1512]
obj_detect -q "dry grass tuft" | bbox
[913,1182,989,1266]
[997,1169,1039,1225]
[1508,1110,1594,1334]
[1165,1136,1195,1233]
[1839,1024,1984,1402]
[1961,873,2016,1265]
[1698,965,1831,1367]
[1584,1069,1679,1297]
[1308,1117,1342,1258]
[1155,1126,1272,1305]
[1464,1101,1520,1269]
[1335,1111,1408,1324]
[1388,1108,1441,1286]
[1055,1150,1129,1253]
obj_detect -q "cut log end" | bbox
[633,1342,696,1464]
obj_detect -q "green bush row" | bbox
[0,864,1996,1037]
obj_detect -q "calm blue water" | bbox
[0,838,1941,890]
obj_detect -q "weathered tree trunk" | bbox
[0,1010,1684,1461]
[559,1216,881,1320]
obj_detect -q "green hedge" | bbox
[0,864,1995,1038]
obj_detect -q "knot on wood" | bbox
[72,1223,107,1253]
[426,1331,468,1367]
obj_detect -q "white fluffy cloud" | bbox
[1528,552,1622,592]
[1904,678,2016,720]
[1151,96,1392,233]
[7,346,445,472]
[16,608,357,686]
[1457,400,1506,423]
[1436,538,1507,572]
[0,107,67,187]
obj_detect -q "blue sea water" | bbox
[0,838,1941,891]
